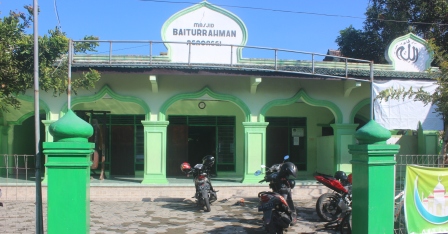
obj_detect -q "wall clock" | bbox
[198,101,206,109]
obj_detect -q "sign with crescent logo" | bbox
[405,165,448,233]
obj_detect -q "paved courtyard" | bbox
[0,197,339,234]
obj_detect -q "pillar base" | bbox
[141,174,169,184]
[241,174,262,184]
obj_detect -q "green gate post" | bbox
[348,120,399,234]
[43,110,94,234]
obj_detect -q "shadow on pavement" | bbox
[209,215,262,226]
[141,197,202,213]
[205,225,266,234]
[296,206,324,222]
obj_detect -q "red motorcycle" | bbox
[314,171,352,222]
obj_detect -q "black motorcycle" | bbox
[339,210,352,234]
[180,155,217,212]
[255,155,298,233]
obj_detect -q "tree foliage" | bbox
[349,1,448,153]
[0,6,101,112]
[336,0,448,64]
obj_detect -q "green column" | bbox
[43,110,94,234]
[6,124,14,156]
[331,124,358,173]
[241,122,268,183]
[41,120,56,184]
[0,124,7,175]
[349,120,399,234]
[0,122,4,153]
[4,125,14,171]
[141,121,169,184]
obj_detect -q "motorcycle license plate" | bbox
[258,202,274,211]
[262,210,272,224]
[199,184,209,190]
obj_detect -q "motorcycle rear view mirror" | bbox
[254,170,262,176]
[284,155,290,161]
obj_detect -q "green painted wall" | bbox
[316,136,334,175]
[395,135,418,155]
[339,135,354,172]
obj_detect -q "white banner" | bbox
[373,80,442,130]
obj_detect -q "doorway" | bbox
[166,125,216,177]
[110,125,135,175]
[266,117,307,170]
[166,116,234,177]
[188,126,216,166]
[166,125,188,177]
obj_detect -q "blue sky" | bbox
[1,0,369,59]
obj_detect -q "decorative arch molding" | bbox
[159,87,251,121]
[5,94,51,125]
[62,85,150,119]
[259,89,343,123]
[350,98,370,124]
[355,114,370,125]
[17,94,50,115]
[7,110,47,125]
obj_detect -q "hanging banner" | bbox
[405,165,448,233]
[373,80,442,131]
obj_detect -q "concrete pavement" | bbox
[0,197,339,234]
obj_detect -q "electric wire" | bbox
[53,0,61,28]
[140,0,448,27]
[51,0,65,76]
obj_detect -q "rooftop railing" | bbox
[69,40,374,82]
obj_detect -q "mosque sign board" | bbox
[161,1,248,64]
[385,33,433,72]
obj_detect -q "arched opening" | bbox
[165,99,245,177]
[70,85,148,178]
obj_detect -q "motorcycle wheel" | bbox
[202,190,211,212]
[339,212,352,234]
[264,218,277,234]
[316,193,342,222]
[276,227,284,234]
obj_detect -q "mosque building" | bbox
[0,1,442,184]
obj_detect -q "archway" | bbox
[260,90,342,171]
[162,87,249,177]
[68,85,149,178]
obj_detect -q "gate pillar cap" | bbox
[49,110,93,142]
[355,120,391,145]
